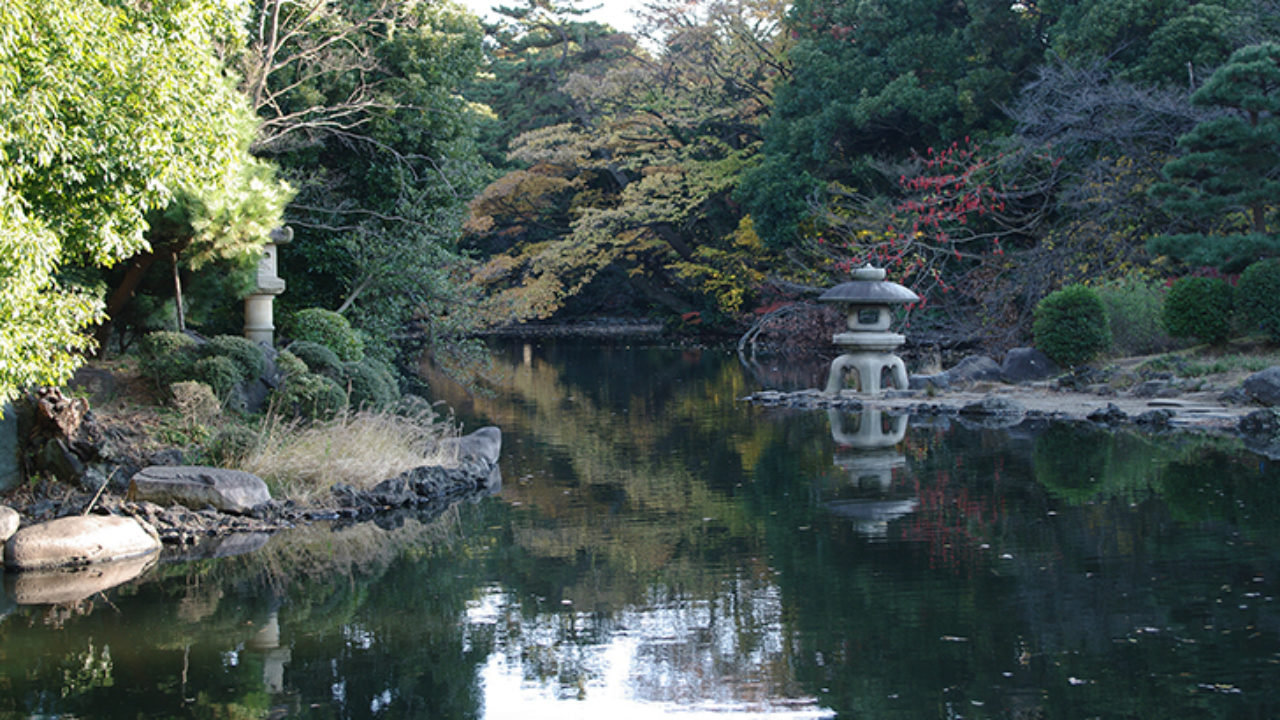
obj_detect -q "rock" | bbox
[908,373,950,391]
[1000,348,1060,383]
[1087,403,1128,424]
[69,366,117,405]
[6,553,156,604]
[1135,409,1175,427]
[242,378,272,414]
[129,466,271,514]
[0,402,18,492]
[80,465,111,493]
[4,515,161,570]
[1241,367,1280,406]
[0,506,18,543]
[442,426,502,466]
[1132,380,1179,399]
[41,438,84,483]
[957,396,1025,428]
[941,355,1003,385]
[1219,386,1251,405]
[959,396,1025,417]
[1240,409,1280,436]
[148,448,186,466]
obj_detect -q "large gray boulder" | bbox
[0,506,18,543]
[942,355,1003,385]
[1000,348,1060,383]
[1242,367,1280,407]
[441,426,502,466]
[5,515,161,570]
[129,466,271,514]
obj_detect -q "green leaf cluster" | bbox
[0,0,283,404]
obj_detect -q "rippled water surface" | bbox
[2,343,1279,719]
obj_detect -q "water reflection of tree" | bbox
[430,344,1280,718]
[423,342,835,706]
[0,512,495,720]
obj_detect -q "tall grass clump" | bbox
[236,405,457,502]
[1094,277,1177,355]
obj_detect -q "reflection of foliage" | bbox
[59,640,114,699]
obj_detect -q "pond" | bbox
[2,342,1279,719]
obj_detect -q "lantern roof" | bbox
[818,265,920,305]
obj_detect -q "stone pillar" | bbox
[244,226,292,345]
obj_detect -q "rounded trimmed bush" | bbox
[1163,276,1233,345]
[287,308,363,362]
[1236,259,1280,341]
[204,335,265,382]
[276,372,347,420]
[288,340,342,377]
[340,358,400,410]
[205,425,257,466]
[1033,284,1112,367]
[193,355,241,401]
[275,349,308,378]
[139,331,198,388]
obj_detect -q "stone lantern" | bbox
[244,226,292,345]
[819,265,919,394]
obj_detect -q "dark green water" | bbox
[2,343,1279,719]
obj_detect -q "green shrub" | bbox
[205,425,257,466]
[1236,258,1280,341]
[288,341,342,377]
[139,331,198,388]
[287,308,364,362]
[203,335,265,382]
[169,380,220,426]
[194,355,241,401]
[276,372,347,420]
[1163,276,1234,345]
[1033,284,1112,367]
[340,358,400,410]
[1095,277,1176,355]
[275,349,308,378]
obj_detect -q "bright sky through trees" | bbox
[459,0,640,32]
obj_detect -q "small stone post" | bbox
[244,226,292,345]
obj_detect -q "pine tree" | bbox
[1149,43,1280,269]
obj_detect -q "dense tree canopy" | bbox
[245,0,489,359]
[7,0,1280,390]
[0,0,281,404]
[1149,43,1280,269]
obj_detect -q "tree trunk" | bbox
[94,250,159,352]
[171,251,185,332]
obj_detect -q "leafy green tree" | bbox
[469,0,791,324]
[1149,43,1280,269]
[1046,0,1245,85]
[0,0,280,405]
[739,0,1047,246]
[466,0,633,166]
[243,0,490,361]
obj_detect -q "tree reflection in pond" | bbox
[1,344,1278,719]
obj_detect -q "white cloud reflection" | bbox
[466,582,834,719]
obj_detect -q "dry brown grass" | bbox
[236,406,459,502]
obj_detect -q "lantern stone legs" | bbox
[244,226,292,346]
[824,352,909,394]
[244,294,279,345]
